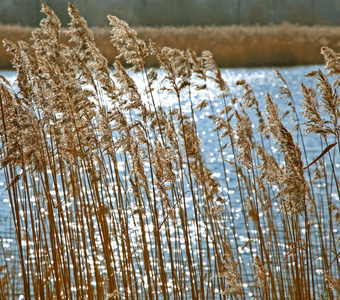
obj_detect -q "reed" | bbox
[0,2,339,299]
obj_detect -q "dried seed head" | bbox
[325,272,340,295]
[264,94,311,215]
[201,50,229,98]
[214,241,244,296]
[301,82,333,137]
[253,255,268,294]
[235,111,253,170]
[108,15,148,72]
[321,46,340,81]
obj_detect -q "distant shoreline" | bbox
[1,23,340,69]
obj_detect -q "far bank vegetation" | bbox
[1,23,340,69]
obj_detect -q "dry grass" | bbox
[2,23,340,69]
[0,2,340,299]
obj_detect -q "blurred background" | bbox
[0,0,339,27]
[1,0,340,69]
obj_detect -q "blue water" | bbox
[0,65,339,298]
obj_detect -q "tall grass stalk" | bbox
[0,2,339,299]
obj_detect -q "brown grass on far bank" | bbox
[1,23,340,69]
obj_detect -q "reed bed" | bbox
[2,22,340,69]
[0,2,339,299]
